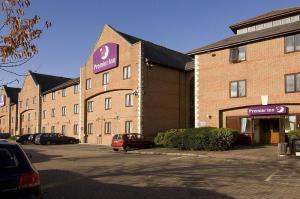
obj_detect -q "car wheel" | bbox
[46,141,50,145]
[124,145,131,152]
[113,148,119,152]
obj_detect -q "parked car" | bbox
[0,142,42,198]
[111,133,154,152]
[0,132,11,139]
[35,133,79,145]
[16,134,33,145]
[28,133,42,144]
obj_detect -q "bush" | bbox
[154,127,238,151]
[288,129,300,140]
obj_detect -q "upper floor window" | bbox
[42,95,46,102]
[51,108,55,117]
[125,121,133,134]
[52,92,56,100]
[230,46,246,63]
[87,123,93,134]
[104,98,112,110]
[73,124,79,135]
[74,84,79,94]
[62,88,66,97]
[103,72,109,85]
[87,101,94,112]
[123,65,131,79]
[33,96,36,104]
[104,122,112,134]
[62,106,67,116]
[26,98,29,107]
[86,79,92,90]
[43,110,46,119]
[285,34,300,53]
[125,94,133,107]
[285,73,300,93]
[74,104,79,114]
[230,80,246,98]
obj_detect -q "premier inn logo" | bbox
[93,43,119,74]
[0,95,5,107]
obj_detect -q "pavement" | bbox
[22,144,300,199]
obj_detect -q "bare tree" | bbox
[0,0,51,86]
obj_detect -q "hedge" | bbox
[154,127,239,151]
[288,129,300,140]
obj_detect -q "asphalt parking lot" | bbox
[22,144,300,199]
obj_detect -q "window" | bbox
[51,126,55,133]
[42,95,46,102]
[104,98,112,110]
[123,65,131,79]
[125,94,133,107]
[51,108,55,117]
[33,96,36,104]
[285,73,300,93]
[62,106,67,116]
[52,92,56,100]
[104,122,111,134]
[74,84,79,94]
[125,121,133,134]
[74,104,79,114]
[87,101,94,112]
[86,79,92,90]
[240,117,252,133]
[42,127,46,133]
[43,110,46,119]
[26,98,29,107]
[284,115,296,133]
[61,125,66,135]
[28,113,30,121]
[62,88,66,97]
[285,34,300,53]
[87,123,93,134]
[230,80,246,98]
[102,73,109,85]
[73,124,79,135]
[230,46,246,63]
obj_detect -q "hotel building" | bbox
[188,7,300,144]
[80,25,194,145]
[0,86,20,134]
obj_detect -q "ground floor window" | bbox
[51,126,55,133]
[87,123,93,134]
[73,124,79,135]
[42,127,46,133]
[284,115,296,133]
[62,125,66,135]
[104,122,111,134]
[240,117,252,133]
[125,121,133,134]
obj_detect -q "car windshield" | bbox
[0,147,19,169]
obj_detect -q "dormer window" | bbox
[230,46,246,63]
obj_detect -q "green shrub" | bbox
[288,129,300,140]
[154,127,238,151]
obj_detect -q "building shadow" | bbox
[40,169,235,199]
[22,148,62,163]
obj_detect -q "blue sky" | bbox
[1,0,300,87]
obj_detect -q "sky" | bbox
[1,0,300,87]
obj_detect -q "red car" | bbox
[111,133,154,152]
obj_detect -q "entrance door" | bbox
[259,119,271,144]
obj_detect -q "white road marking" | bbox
[265,170,280,182]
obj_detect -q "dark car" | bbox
[111,133,154,152]
[28,133,41,144]
[16,134,33,145]
[35,133,79,145]
[0,142,42,199]
[0,132,11,139]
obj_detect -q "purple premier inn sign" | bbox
[0,95,5,107]
[248,105,288,116]
[93,42,119,74]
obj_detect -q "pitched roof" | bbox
[108,25,193,71]
[29,71,71,92]
[4,86,21,104]
[185,60,195,71]
[188,21,300,55]
[230,6,300,33]
[42,77,80,94]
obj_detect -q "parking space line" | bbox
[265,170,280,182]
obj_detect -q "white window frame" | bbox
[125,94,133,107]
[104,122,112,134]
[87,101,94,112]
[102,72,109,85]
[104,98,112,110]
